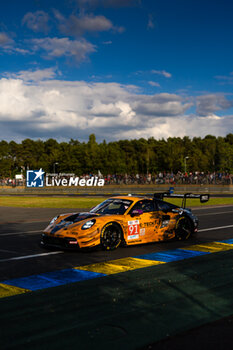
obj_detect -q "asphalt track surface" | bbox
[1,204,233,349]
[1,205,233,279]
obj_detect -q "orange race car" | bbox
[41,193,209,251]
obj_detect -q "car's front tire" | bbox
[175,216,193,241]
[100,222,123,250]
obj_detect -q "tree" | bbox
[0,134,232,177]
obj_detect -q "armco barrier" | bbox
[0,184,233,195]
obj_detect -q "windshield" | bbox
[90,198,133,215]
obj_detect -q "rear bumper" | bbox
[41,234,80,250]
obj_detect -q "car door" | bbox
[125,199,160,244]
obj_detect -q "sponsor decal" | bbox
[128,235,140,240]
[26,169,105,187]
[127,220,139,240]
[140,228,146,236]
[140,222,155,228]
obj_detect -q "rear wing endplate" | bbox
[153,192,210,208]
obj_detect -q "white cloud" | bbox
[147,14,154,29]
[148,81,160,87]
[151,70,172,78]
[14,48,30,54]
[4,68,58,82]
[118,114,233,140]
[22,11,50,33]
[30,37,96,62]
[54,11,124,36]
[0,32,13,46]
[0,32,31,55]
[132,93,193,117]
[102,41,112,45]
[215,72,233,84]
[196,94,233,116]
[0,76,232,141]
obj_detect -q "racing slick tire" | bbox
[175,216,193,241]
[101,222,123,250]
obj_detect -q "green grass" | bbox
[164,197,233,207]
[0,195,232,208]
[0,196,105,208]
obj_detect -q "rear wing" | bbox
[153,192,210,208]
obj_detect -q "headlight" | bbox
[50,216,59,225]
[82,219,96,230]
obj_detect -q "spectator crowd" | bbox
[1,172,233,186]
[103,172,233,185]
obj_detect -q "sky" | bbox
[0,0,233,142]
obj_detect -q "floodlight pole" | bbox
[184,156,189,173]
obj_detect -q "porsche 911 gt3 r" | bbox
[41,193,209,250]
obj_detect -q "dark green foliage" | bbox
[0,134,233,177]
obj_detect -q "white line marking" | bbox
[0,220,48,224]
[0,224,233,262]
[199,224,233,232]
[198,211,233,216]
[192,205,233,211]
[0,251,63,263]
[0,249,17,253]
[0,230,41,237]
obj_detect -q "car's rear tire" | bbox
[101,222,122,250]
[175,216,193,241]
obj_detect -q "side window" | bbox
[130,200,154,213]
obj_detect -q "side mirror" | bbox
[131,209,143,217]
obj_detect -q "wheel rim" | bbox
[101,224,122,250]
[176,218,192,240]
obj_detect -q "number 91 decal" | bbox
[127,220,139,240]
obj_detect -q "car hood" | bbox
[51,212,99,234]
